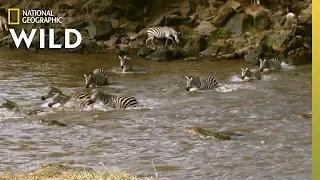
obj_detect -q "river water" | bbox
[0,48,311,179]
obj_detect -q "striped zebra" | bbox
[119,55,133,72]
[241,67,262,80]
[259,58,282,72]
[90,90,139,109]
[145,26,180,48]
[41,86,93,108]
[185,76,219,91]
[84,68,109,88]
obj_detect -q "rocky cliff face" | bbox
[0,0,312,65]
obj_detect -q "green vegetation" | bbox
[0,164,155,180]
[213,29,231,39]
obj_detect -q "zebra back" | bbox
[147,26,179,43]
[185,76,219,91]
[91,91,138,109]
[259,58,282,71]
[84,69,109,88]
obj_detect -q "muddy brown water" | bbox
[0,48,311,179]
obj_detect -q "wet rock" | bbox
[138,47,154,57]
[199,45,221,57]
[184,56,198,61]
[254,9,271,30]
[110,18,119,29]
[224,13,254,35]
[266,31,288,52]
[244,46,264,65]
[86,20,113,40]
[145,47,181,61]
[298,4,312,25]
[287,49,311,66]
[181,36,207,57]
[284,35,305,57]
[195,21,217,36]
[82,38,100,53]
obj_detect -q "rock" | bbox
[104,35,121,47]
[196,6,212,21]
[165,15,189,26]
[195,21,217,36]
[199,45,221,57]
[130,39,145,47]
[146,47,181,61]
[120,37,130,44]
[180,0,191,17]
[254,9,271,30]
[62,18,84,29]
[184,56,198,61]
[138,47,154,57]
[212,5,236,27]
[125,21,141,33]
[82,38,100,53]
[284,35,305,57]
[110,18,119,29]
[287,49,311,66]
[86,20,113,40]
[244,47,264,65]
[126,32,138,40]
[96,41,106,49]
[224,0,241,10]
[181,36,207,57]
[298,4,312,25]
[224,13,254,35]
[266,31,288,52]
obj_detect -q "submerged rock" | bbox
[145,47,182,61]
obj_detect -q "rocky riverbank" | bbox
[0,0,312,65]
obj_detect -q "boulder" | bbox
[86,20,113,40]
[224,13,254,35]
[254,9,271,30]
[125,21,141,33]
[194,21,217,36]
[145,47,181,61]
[104,35,121,47]
[138,47,154,57]
[180,0,191,17]
[244,46,264,65]
[266,31,288,52]
[199,45,221,57]
[287,50,311,66]
[120,36,130,44]
[62,18,84,29]
[165,15,189,26]
[181,36,207,57]
[212,5,236,27]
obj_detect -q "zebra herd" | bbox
[0,26,284,114]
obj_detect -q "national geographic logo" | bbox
[7,8,63,25]
[7,8,20,25]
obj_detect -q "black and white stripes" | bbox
[84,68,109,88]
[185,76,219,91]
[90,90,139,109]
[259,58,282,72]
[145,26,180,48]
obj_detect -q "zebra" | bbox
[259,58,282,72]
[90,90,139,109]
[0,16,8,39]
[145,26,180,48]
[41,86,93,108]
[84,68,109,88]
[0,98,43,115]
[241,67,262,80]
[119,55,133,72]
[185,76,219,91]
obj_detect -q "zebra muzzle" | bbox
[41,96,47,100]
[185,87,190,91]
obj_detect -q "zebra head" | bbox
[84,72,96,88]
[90,90,109,104]
[241,67,251,80]
[119,55,128,69]
[185,76,196,91]
[41,86,62,100]
[259,58,267,72]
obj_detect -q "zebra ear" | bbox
[118,55,122,60]
[259,58,263,63]
[124,55,127,59]
[84,74,87,78]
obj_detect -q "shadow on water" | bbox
[0,48,311,179]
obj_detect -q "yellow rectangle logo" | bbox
[8,8,20,25]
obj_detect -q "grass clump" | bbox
[213,29,231,39]
[0,164,155,180]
